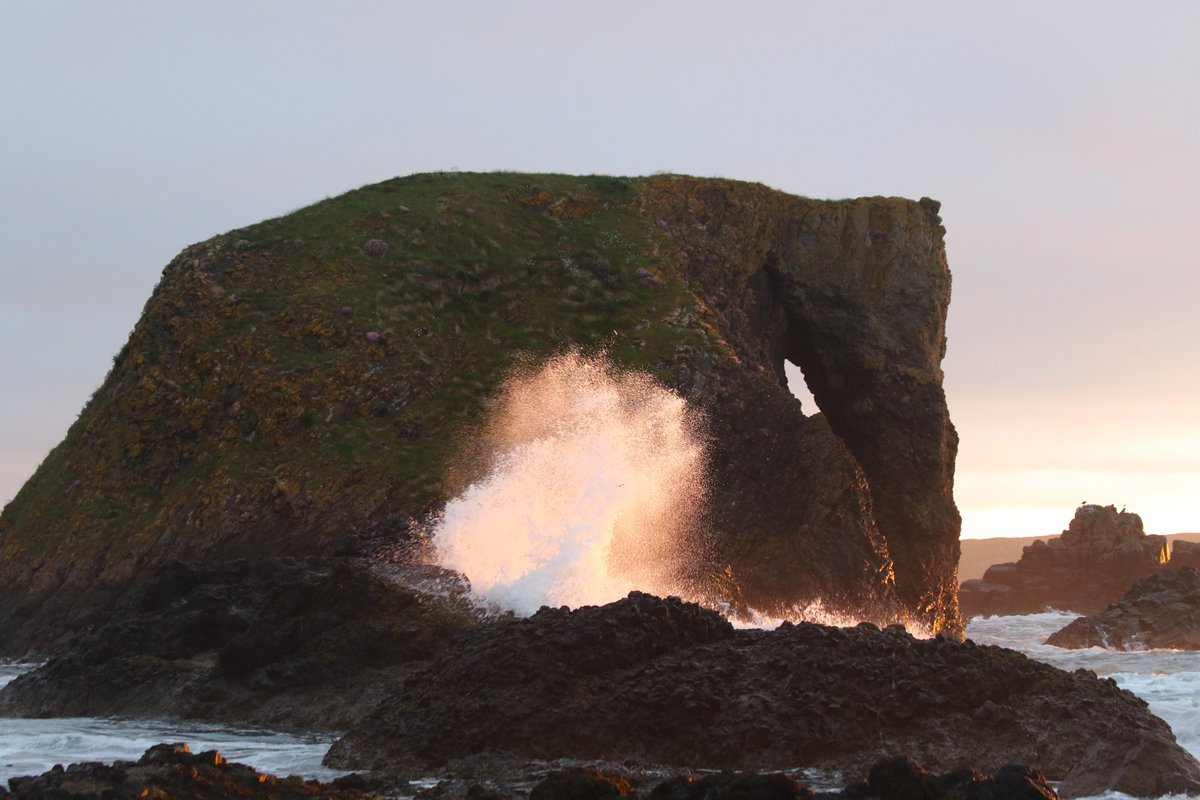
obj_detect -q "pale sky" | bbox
[2,1,1197,538]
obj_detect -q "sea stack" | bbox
[0,173,960,645]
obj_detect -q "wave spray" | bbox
[433,352,709,615]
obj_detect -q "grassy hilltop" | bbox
[5,174,709,556]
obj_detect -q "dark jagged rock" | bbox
[0,173,961,649]
[0,747,1058,800]
[847,757,1055,800]
[3,743,375,799]
[529,768,634,800]
[645,772,810,800]
[959,504,1182,617]
[0,557,478,729]
[1046,567,1200,650]
[324,593,1199,798]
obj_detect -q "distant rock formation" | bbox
[325,592,1199,798]
[0,173,962,648]
[1047,567,1200,650]
[958,504,1194,617]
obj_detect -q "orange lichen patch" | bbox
[518,188,553,209]
[546,194,598,219]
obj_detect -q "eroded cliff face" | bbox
[644,180,959,628]
[0,173,960,650]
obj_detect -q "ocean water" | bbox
[967,611,1200,800]
[0,662,341,785]
[3,612,1199,796]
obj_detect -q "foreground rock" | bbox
[528,758,1057,800]
[959,505,1191,617]
[0,173,961,647]
[1047,567,1200,650]
[1,746,1057,800]
[325,593,1199,798]
[2,743,378,799]
[0,557,478,729]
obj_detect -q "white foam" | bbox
[433,351,709,615]
[968,613,1200,800]
[0,717,342,784]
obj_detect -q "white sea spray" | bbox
[431,351,709,615]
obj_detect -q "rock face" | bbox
[1047,567,1200,650]
[0,557,478,729]
[324,593,1200,798]
[0,173,961,649]
[959,505,1180,617]
[644,183,959,630]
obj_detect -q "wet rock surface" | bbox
[325,593,1199,798]
[1,746,1058,800]
[0,556,478,729]
[959,505,1186,618]
[2,743,376,799]
[1046,567,1200,650]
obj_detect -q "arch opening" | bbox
[783,358,819,416]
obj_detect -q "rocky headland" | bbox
[0,173,959,645]
[1046,567,1200,650]
[959,505,1199,618]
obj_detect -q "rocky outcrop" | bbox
[959,505,1183,617]
[0,173,960,649]
[325,593,1199,798]
[1047,567,1200,650]
[0,557,479,729]
[0,746,1059,800]
[2,743,377,799]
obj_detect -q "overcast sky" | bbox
[2,1,1197,538]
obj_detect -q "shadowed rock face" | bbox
[645,183,959,629]
[0,173,960,649]
[1047,567,1200,650]
[0,557,479,729]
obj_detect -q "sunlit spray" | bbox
[432,351,709,615]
